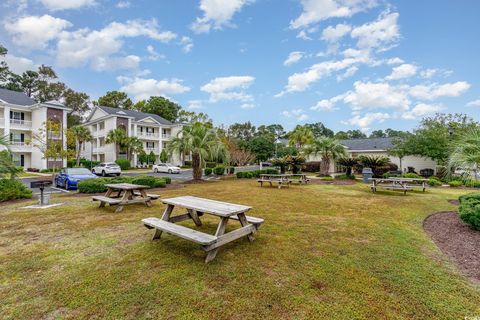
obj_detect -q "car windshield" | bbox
[165,163,174,166]
[104,163,118,167]
[66,168,92,175]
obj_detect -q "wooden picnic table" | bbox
[258,174,310,188]
[370,177,428,195]
[142,196,264,263]
[92,183,159,212]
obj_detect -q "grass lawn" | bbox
[1,180,479,319]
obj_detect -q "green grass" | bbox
[0,180,479,319]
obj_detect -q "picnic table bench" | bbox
[258,174,291,189]
[287,174,310,184]
[370,178,428,195]
[93,183,159,212]
[142,196,264,263]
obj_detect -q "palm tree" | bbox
[167,122,228,180]
[124,136,144,162]
[105,128,127,159]
[448,127,480,182]
[337,157,358,176]
[71,126,93,166]
[288,126,314,150]
[310,137,346,175]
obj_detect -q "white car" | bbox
[153,163,181,174]
[91,162,122,176]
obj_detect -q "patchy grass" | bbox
[0,180,479,319]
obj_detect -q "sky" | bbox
[1,0,479,132]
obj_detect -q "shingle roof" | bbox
[0,88,36,106]
[340,137,393,151]
[97,105,173,125]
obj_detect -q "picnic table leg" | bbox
[422,182,426,192]
[237,212,255,242]
[115,190,132,213]
[188,209,202,226]
[139,189,153,207]
[205,217,228,263]
[152,204,175,240]
[100,187,114,208]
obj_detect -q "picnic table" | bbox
[370,177,428,195]
[257,174,310,188]
[142,196,264,263]
[92,183,159,212]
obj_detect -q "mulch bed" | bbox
[424,211,480,282]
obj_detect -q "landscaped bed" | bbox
[0,180,479,319]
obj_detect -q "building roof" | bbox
[0,88,36,106]
[97,105,173,125]
[340,137,393,151]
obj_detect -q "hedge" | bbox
[448,180,463,188]
[205,162,217,168]
[115,159,131,170]
[458,193,480,230]
[213,166,225,175]
[236,169,278,179]
[0,178,33,202]
[78,176,166,193]
[204,168,212,176]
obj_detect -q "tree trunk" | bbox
[76,141,82,167]
[321,157,330,176]
[192,152,202,180]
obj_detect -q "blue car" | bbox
[55,168,98,190]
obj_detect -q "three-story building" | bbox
[82,106,183,166]
[0,88,70,170]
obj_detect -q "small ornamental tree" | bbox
[160,149,168,163]
[148,151,157,165]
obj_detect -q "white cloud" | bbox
[296,30,312,40]
[4,15,72,49]
[191,0,254,33]
[282,108,309,121]
[290,0,377,29]
[38,0,96,11]
[117,76,190,101]
[311,99,334,111]
[93,55,141,71]
[283,51,304,66]
[385,63,417,80]
[55,19,176,70]
[343,81,410,111]
[350,11,400,51]
[386,57,404,65]
[420,68,437,79]
[402,103,444,120]
[466,99,480,108]
[345,112,390,128]
[146,45,165,61]
[180,36,194,53]
[240,103,255,109]
[1,54,36,74]
[116,1,130,9]
[409,81,470,100]
[321,23,351,42]
[187,100,203,109]
[201,76,255,102]
[337,66,358,81]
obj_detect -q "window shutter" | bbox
[10,111,13,118]
[21,113,25,120]
[21,133,24,142]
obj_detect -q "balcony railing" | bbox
[161,133,171,139]
[9,141,32,151]
[144,147,159,153]
[139,132,159,139]
[93,129,105,137]
[10,119,32,129]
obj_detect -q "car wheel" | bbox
[102,170,106,177]
[92,170,96,175]
[116,173,120,176]
[154,168,158,173]
[168,169,172,174]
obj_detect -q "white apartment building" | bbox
[82,106,183,166]
[0,88,69,170]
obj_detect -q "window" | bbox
[10,133,24,144]
[99,122,105,130]
[146,142,155,148]
[10,111,24,121]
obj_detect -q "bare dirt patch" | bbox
[424,211,480,282]
[447,199,460,205]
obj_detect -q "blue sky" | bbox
[1,0,479,132]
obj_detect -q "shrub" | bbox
[204,168,212,176]
[466,180,480,188]
[79,159,100,168]
[183,160,192,167]
[388,162,399,171]
[131,176,166,188]
[40,168,54,173]
[428,177,442,186]
[402,173,422,179]
[163,177,172,184]
[77,178,109,193]
[0,178,33,202]
[227,167,235,175]
[26,168,39,172]
[303,161,321,172]
[319,176,334,181]
[458,193,480,230]
[115,159,131,170]
[448,180,463,188]
[236,169,278,178]
[205,162,217,168]
[213,166,225,175]
[419,168,434,177]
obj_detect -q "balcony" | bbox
[161,133,171,139]
[9,141,32,152]
[144,147,159,154]
[93,147,105,153]
[93,129,105,137]
[138,132,159,139]
[10,119,32,130]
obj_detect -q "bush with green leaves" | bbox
[458,193,480,230]
[204,168,212,176]
[466,180,480,188]
[213,166,225,175]
[163,177,171,184]
[335,174,355,180]
[131,176,166,188]
[0,178,33,202]
[402,173,423,179]
[115,159,131,170]
[236,169,278,178]
[428,177,442,186]
[227,167,235,175]
[448,180,463,188]
[319,176,334,181]
[205,162,217,168]
[183,160,192,167]
[78,176,166,193]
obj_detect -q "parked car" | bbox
[261,162,272,167]
[91,162,121,176]
[152,163,181,174]
[55,168,98,190]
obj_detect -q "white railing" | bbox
[93,147,105,153]
[162,133,171,139]
[144,148,158,153]
[9,141,32,151]
[139,132,159,138]
[93,130,105,137]
[10,119,32,129]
